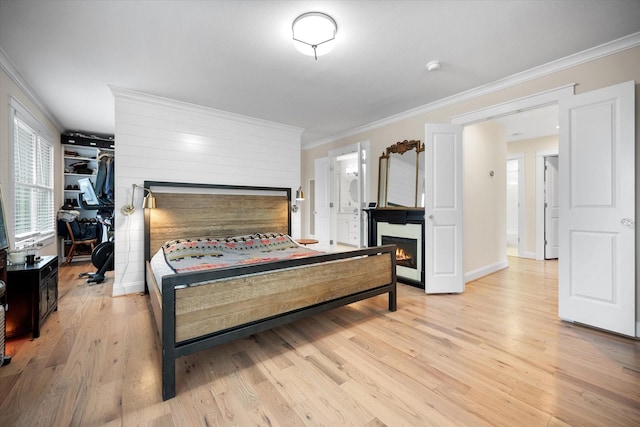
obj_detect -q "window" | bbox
[11,99,55,246]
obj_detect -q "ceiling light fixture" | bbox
[292,12,337,60]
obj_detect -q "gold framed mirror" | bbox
[378,139,425,208]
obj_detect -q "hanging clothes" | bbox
[105,157,114,202]
[95,152,114,203]
[94,156,108,198]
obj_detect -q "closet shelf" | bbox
[64,173,97,177]
[64,155,97,162]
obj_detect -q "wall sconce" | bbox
[292,186,305,212]
[121,184,157,215]
[292,12,337,60]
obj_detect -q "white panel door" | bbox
[544,155,559,259]
[425,124,464,293]
[558,80,635,337]
[314,157,332,250]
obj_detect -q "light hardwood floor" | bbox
[1,257,639,426]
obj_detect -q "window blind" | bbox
[12,115,55,243]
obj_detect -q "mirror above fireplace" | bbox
[377,139,425,208]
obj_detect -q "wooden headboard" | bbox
[143,182,292,260]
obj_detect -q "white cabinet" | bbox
[337,213,349,244]
[63,144,99,219]
[337,212,360,246]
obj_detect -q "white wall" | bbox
[112,88,303,296]
[463,121,508,278]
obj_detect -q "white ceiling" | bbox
[492,104,559,143]
[1,1,639,146]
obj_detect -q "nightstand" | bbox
[296,239,319,246]
[6,255,58,339]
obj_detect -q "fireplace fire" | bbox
[395,247,413,267]
[382,235,417,270]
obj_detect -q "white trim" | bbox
[111,280,145,297]
[451,85,575,125]
[9,96,55,142]
[465,259,509,283]
[536,150,559,260]
[303,32,640,149]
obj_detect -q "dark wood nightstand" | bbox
[6,255,58,339]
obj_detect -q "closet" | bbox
[61,132,114,218]
[60,132,114,260]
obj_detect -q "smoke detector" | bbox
[426,60,441,72]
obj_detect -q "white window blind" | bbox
[12,110,55,244]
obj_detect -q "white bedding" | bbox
[150,249,176,291]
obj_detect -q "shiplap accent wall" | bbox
[111,88,304,296]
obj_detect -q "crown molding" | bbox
[303,31,640,150]
[110,86,305,138]
[450,84,575,125]
[0,47,64,132]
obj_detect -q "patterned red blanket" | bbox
[161,232,320,273]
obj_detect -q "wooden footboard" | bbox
[146,245,397,401]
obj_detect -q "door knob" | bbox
[621,218,634,227]
[428,215,434,219]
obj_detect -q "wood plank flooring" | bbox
[1,257,639,426]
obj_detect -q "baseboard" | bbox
[465,259,509,283]
[111,280,145,297]
[521,251,537,259]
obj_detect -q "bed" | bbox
[143,181,397,400]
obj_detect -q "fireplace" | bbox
[366,208,424,288]
[374,219,423,287]
[381,235,417,269]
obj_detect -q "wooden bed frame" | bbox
[143,181,397,400]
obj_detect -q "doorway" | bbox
[313,141,370,250]
[492,104,559,260]
[452,82,635,337]
[506,156,524,257]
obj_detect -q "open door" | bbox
[558,80,635,337]
[424,124,464,293]
[314,157,333,250]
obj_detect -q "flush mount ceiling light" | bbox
[292,12,337,60]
